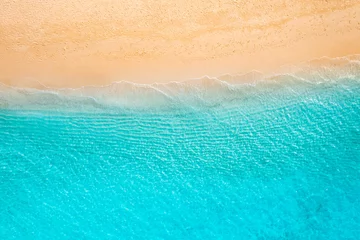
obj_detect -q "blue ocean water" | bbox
[0,57,360,239]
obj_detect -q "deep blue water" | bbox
[0,68,360,239]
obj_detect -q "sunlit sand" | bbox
[0,0,359,88]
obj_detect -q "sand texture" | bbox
[1,0,360,87]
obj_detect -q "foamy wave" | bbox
[1,55,359,112]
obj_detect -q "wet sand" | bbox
[0,0,359,88]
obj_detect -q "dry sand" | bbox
[0,0,360,88]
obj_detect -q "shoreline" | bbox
[0,54,359,113]
[1,1,360,89]
[0,53,359,89]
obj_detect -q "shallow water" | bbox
[0,57,360,239]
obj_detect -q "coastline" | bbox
[1,54,359,113]
[0,0,359,88]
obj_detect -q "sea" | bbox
[0,56,359,239]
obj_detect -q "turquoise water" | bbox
[1,57,360,239]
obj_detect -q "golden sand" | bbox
[0,0,359,88]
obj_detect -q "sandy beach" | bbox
[0,0,359,88]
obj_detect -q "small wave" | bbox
[0,55,359,113]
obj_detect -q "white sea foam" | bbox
[0,55,359,113]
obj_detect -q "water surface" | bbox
[1,57,360,239]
